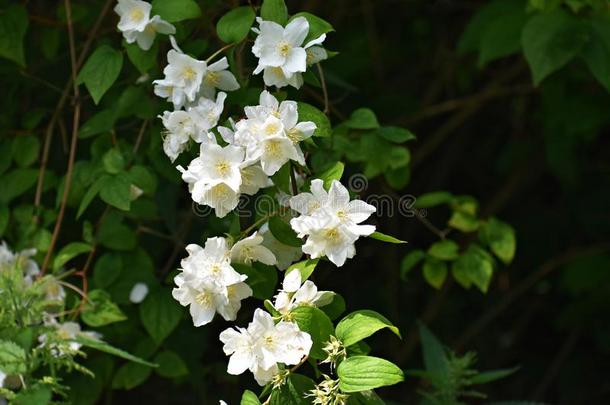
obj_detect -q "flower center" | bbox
[336,210,347,220]
[195,291,211,306]
[265,140,282,157]
[216,160,230,176]
[277,41,292,57]
[183,66,197,81]
[211,184,230,199]
[265,123,280,136]
[130,8,145,22]
[264,334,275,348]
[204,70,220,86]
[287,128,301,142]
[324,228,341,242]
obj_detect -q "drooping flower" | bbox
[114,0,175,51]
[273,270,334,315]
[153,48,207,108]
[230,232,277,266]
[200,57,240,99]
[219,308,312,385]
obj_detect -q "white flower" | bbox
[179,142,246,217]
[38,321,101,357]
[260,223,302,270]
[172,238,252,326]
[188,91,227,131]
[289,180,376,267]
[129,282,149,303]
[219,308,312,385]
[154,49,207,108]
[273,270,334,315]
[114,0,175,51]
[239,164,272,195]
[230,232,276,266]
[200,57,240,99]
[252,17,327,88]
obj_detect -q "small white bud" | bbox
[129,282,149,304]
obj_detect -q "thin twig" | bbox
[316,63,330,115]
[40,0,81,276]
[33,0,114,213]
[205,42,237,64]
[454,242,610,350]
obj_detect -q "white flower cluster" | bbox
[219,308,312,385]
[252,16,328,89]
[153,39,240,162]
[114,0,175,51]
[178,90,316,218]
[289,179,377,267]
[172,235,277,326]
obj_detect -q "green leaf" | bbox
[413,191,453,208]
[82,289,127,327]
[0,168,38,204]
[427,240,459,261]
[350,390,386,405]
[422,258,448,289]
[470,365,520,384]
[452,245,495,293]
[376,126,416,143]
[337,355,404,392]
[151,0,201,23]
[12,135,40,167]
[76,45,123,104]
[74,335,157,367]
[417,322,448,377]
[12,385,52,405]
[457,0,527,66]
[336,310,401,347]
[96,213,137,251]
[216,6,256,43]
[76,176,106,219]
[321,293,345,320]
[480,217,516,264]
[241,390,262,405]
[112,363,152,390]
[261,0,288,25]
[297,102,331,137]
[102,148,125,174]
[582,20,610,92]
[290,306,334,359]
[0,5,28,66]
[317,161,344,189]
[286,258,319,281]
[128,165,158,195]
[100,174,131,211]
[400,249,425,280]
[154,350,188,378]
[79,109,116,139]
[139,288,182,344]
[448,211,480,232]
[522,10,590,85]
[369,231,406,244]
[125,41,158,74]
[291,12,335,44]
[269,216,302,247]
[233,263,278,299]
[270,374,316,405]
[53,242,92,271]
[93,253,123,288]
[0,339,27,374]
[345,108,380,130]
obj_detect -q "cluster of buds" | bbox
[271,369,291,390]
[306,375,349,405]
[320,336,347,371]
